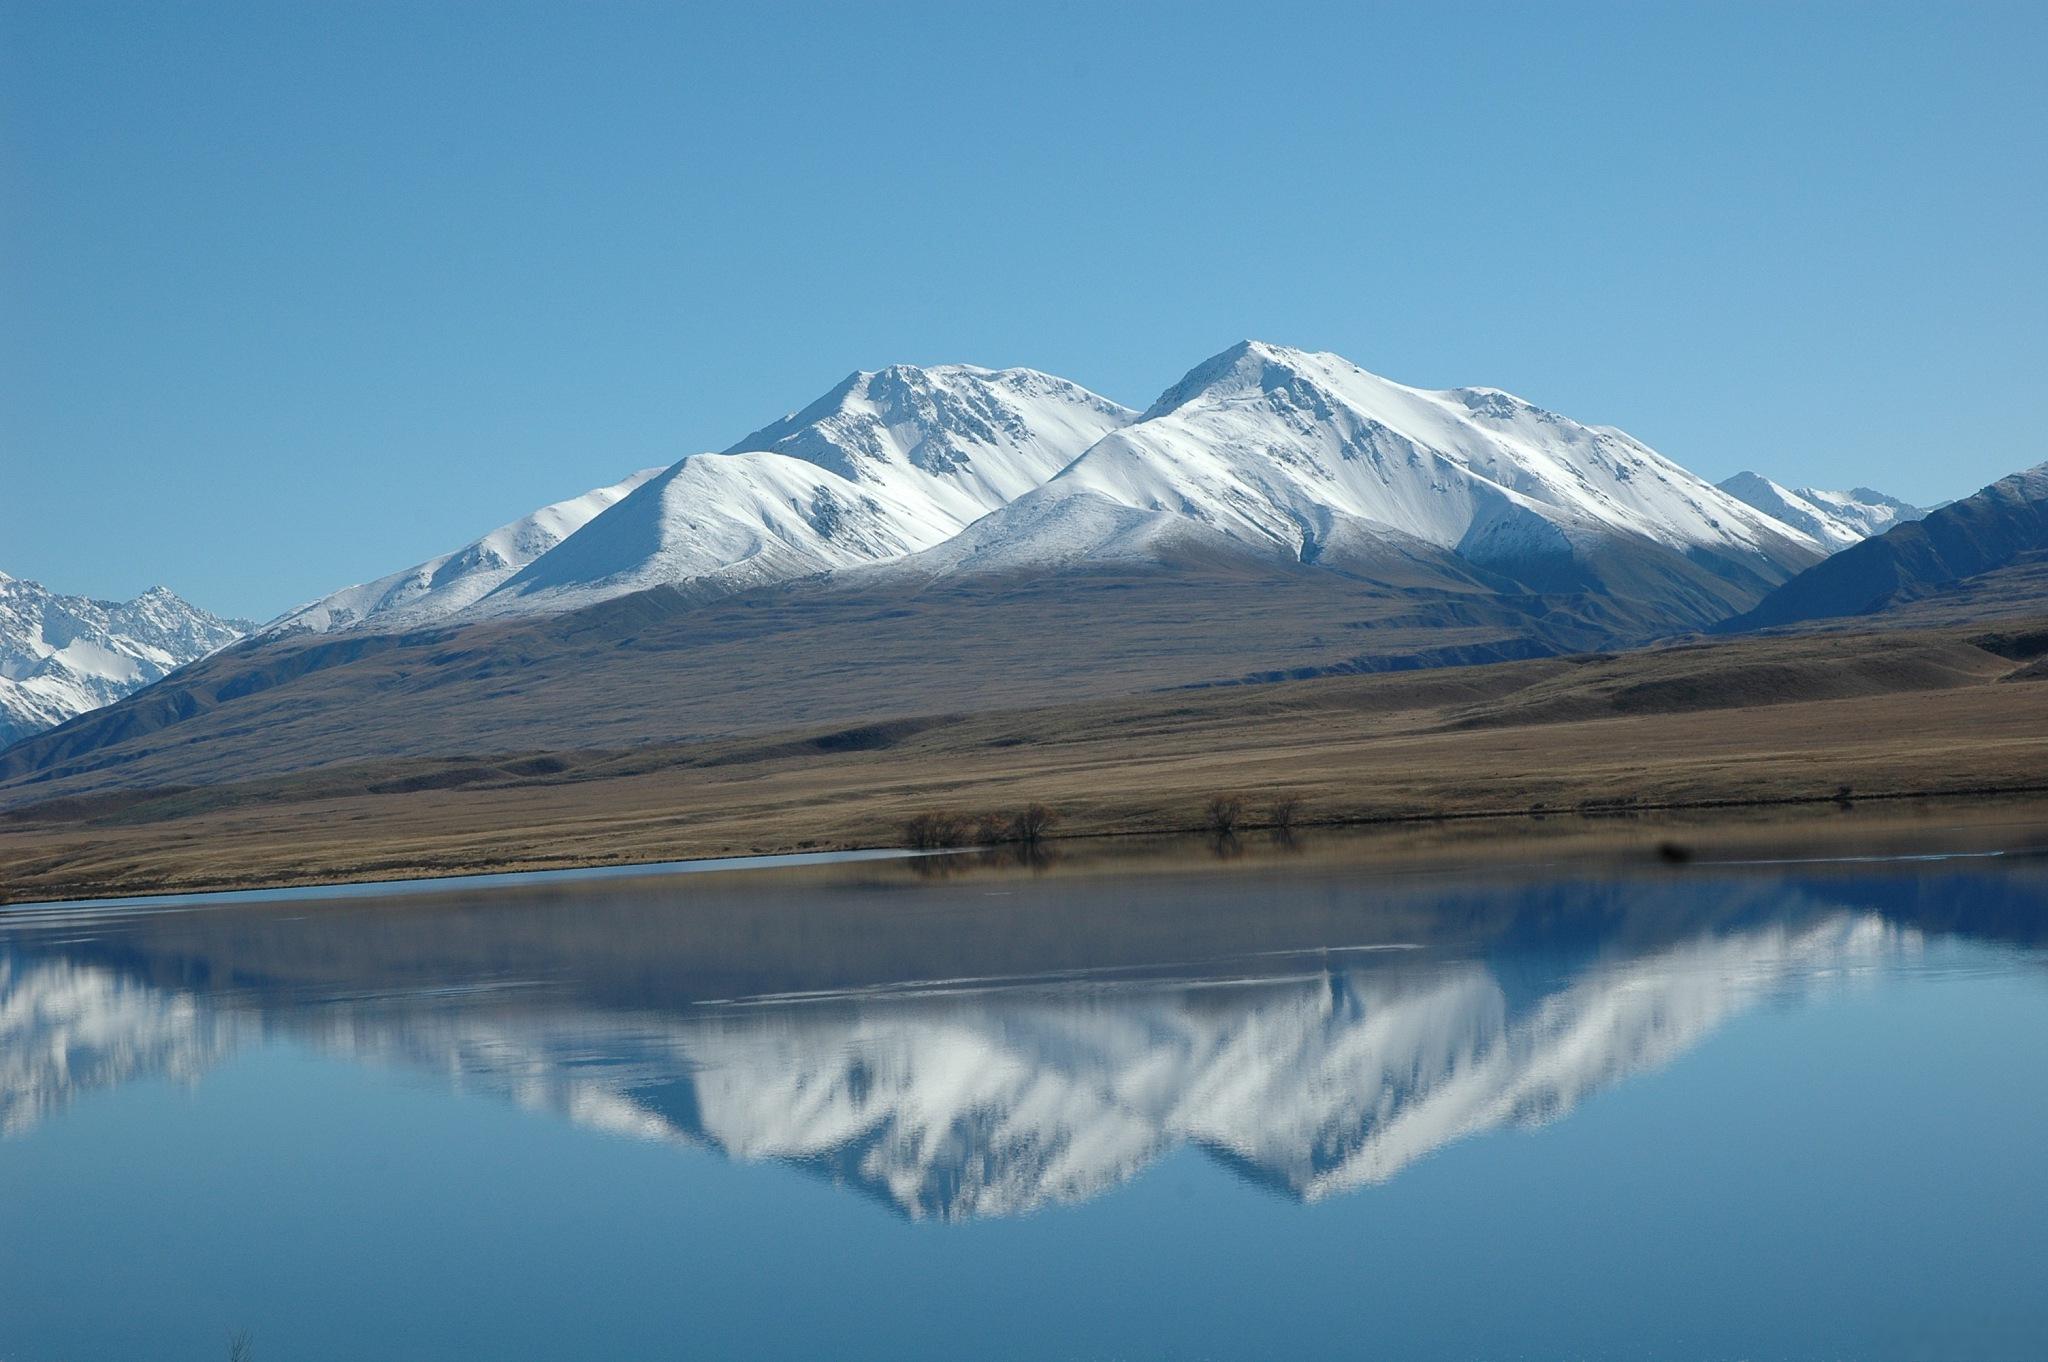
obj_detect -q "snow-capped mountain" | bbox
[261,344,1836,640]
[263,467,662,637]
[476,363,1135,617]
[0,573,249,747]
[890,343,1822,626]
[724,363,1137,526]
[270,364,1135,630]
[1717,471,1925,552]
[475,454,943,611]
[0,344,1954,778]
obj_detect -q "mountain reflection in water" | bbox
[1,847,2040,1221]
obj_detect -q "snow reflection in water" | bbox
[0,862,1947,1219]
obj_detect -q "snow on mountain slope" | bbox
[1717,471,1926,552]
[0,573,249,747]
[472,364,1135,617]
[263,468,663,637]
[480,453,952,612]
[723,363,1137,527]
[908,344,1821,615]
[880,477,1531,610]
[248,347,1846,642]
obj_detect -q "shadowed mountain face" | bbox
[1723,463,2048,632]
[4,852,2039,1220]
[0,563,1686,799]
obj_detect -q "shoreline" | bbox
[7,622,2045,907]
[9,785,2048,911]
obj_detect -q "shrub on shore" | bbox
[1011,803,1058,845]
[1204,794,1245,837]
[902,810,969,849]
[907,806,1063,850]
[1268,794,1303,834]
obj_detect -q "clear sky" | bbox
[4,0,2043,620]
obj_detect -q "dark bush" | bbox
[1011,803,1059,845]
[1204,794,1244,837]
[901,810,968,849]
[1268,795,1303,833]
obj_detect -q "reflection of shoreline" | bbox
[0,913,1917,1219]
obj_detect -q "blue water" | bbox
[2,844,2044,1360]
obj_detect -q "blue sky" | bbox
[4,0,2042,620]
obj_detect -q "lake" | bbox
[3,834,2046,1361]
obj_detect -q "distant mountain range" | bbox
[1723,461,2048,632]
[4,340,2036,789]
[262,343,1832,641]
[1714,472,1927,551]
[0,575,248,747]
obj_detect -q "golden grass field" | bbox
[4,620,2045,903]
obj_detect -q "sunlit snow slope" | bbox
[893,342,1823,625]
[264,467,662,636]
[474,364,1135,616]
[257,344,1876,639]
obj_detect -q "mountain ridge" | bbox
[267,363,1136,635]
[262,467,664,637]
[1716,471,1926,551]
[878,342,1825,630]
[0,343,1989,786]
[257,341,1853,644]
[1721,462,2048,632]
[0,574,249,746]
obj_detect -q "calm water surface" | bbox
[3,839,2045,1361]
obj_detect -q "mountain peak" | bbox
[1141,340,1334,420]
[868,360,997,383]
[718,360,1134,509]
[1009,340,1831,620]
